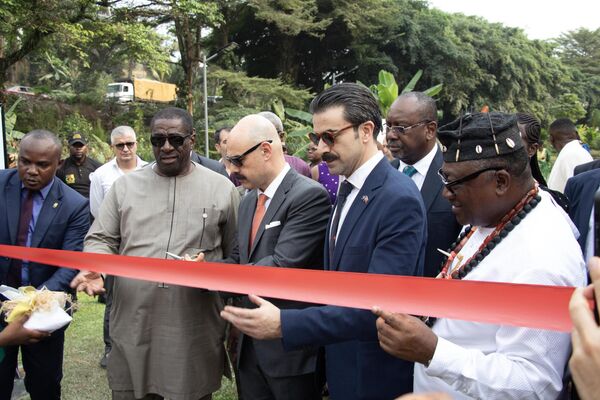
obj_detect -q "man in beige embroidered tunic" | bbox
[72,107,239,400]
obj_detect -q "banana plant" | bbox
[4,98,25,166]
[370,69,443,116]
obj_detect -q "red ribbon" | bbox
[0,244,575,332]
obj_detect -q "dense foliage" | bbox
[1,0,599,157]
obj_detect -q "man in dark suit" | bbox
[387,92,462,277]
[190,150,229,177]
[0,130,89,399]
[565,169,600,260]
[216,114,330,399]
[221,83,427,399]
[574,159,600,175]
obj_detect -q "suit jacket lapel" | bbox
[238,190,256,263]
[420,148,443,212]
[30,179,62,248]
[248,170,294,258]
[6,173,22,244]
[331,159,387,270]
[323,203,336,270]
[578,179,600,250]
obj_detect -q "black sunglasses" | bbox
[114,142,136,150]
[308,124,356,147]
[150,134,191,148]
[437,166,503,192]
[226,140,273,167]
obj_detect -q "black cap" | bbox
[438,112,523,163]
[67,132,87,145]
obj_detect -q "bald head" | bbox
[227,115,286,190]
[230,114,280,145]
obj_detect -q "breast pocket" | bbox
[186,205,223,257]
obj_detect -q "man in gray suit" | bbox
[219,114,330,399]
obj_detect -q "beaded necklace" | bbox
[438,185,540,280]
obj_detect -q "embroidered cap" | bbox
[438,112,523,163]
[67,132,87,145]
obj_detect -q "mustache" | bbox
[321,152,339,163]
[233,173,246,181]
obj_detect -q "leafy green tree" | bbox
[549,93,587,122]
[556,28,600,123]
[116,1,224,114]
[0,0,98,97]
[0,0,170,106]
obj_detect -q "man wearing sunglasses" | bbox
[73,107,240,400]
[221,83,428,400]
[373,112,585,399]
[56,132,102,198]
[88,125,147,368]
[206,114,330,400]
[89,126,147,220]
[387,92,461,278]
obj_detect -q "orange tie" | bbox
[250,194,268,249]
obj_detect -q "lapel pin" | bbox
[361,195,369,204]
[53,202,59,209]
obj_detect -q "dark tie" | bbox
[7,189,36,288]
[249,193,268,251]
[403,165,417,178]
[329,181,354,262]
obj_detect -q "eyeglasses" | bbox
[150,134,191,148]
[114,142,136,150]
[386,121,430,136]
[437,167,503,192]
[226,140,273,167]
[308,124,357,147]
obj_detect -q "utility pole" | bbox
[200,42,237,157]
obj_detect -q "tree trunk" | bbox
[278,36,299,84]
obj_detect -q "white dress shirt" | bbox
[89,156,147,218]
[333,151,384,239]
[414,190,586,399]
[398,144,438,190]
[548,140,592,192]
[258,163,290,210]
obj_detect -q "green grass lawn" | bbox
[56,294,237,400]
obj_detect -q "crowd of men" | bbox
[1,82,600,400]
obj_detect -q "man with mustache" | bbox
[221,83,427,399]
[387,92,461,277]
[0,130,89,399]
[209,114,330,400]
[72,107,239,400]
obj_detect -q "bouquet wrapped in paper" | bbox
[0,285,74,332]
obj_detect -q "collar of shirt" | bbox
[258,163,291,209]
[333,151,384,240]
[399,144,438,177]
[110,156,147,173]
[343,151,385,192]
[21,178,54,200]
